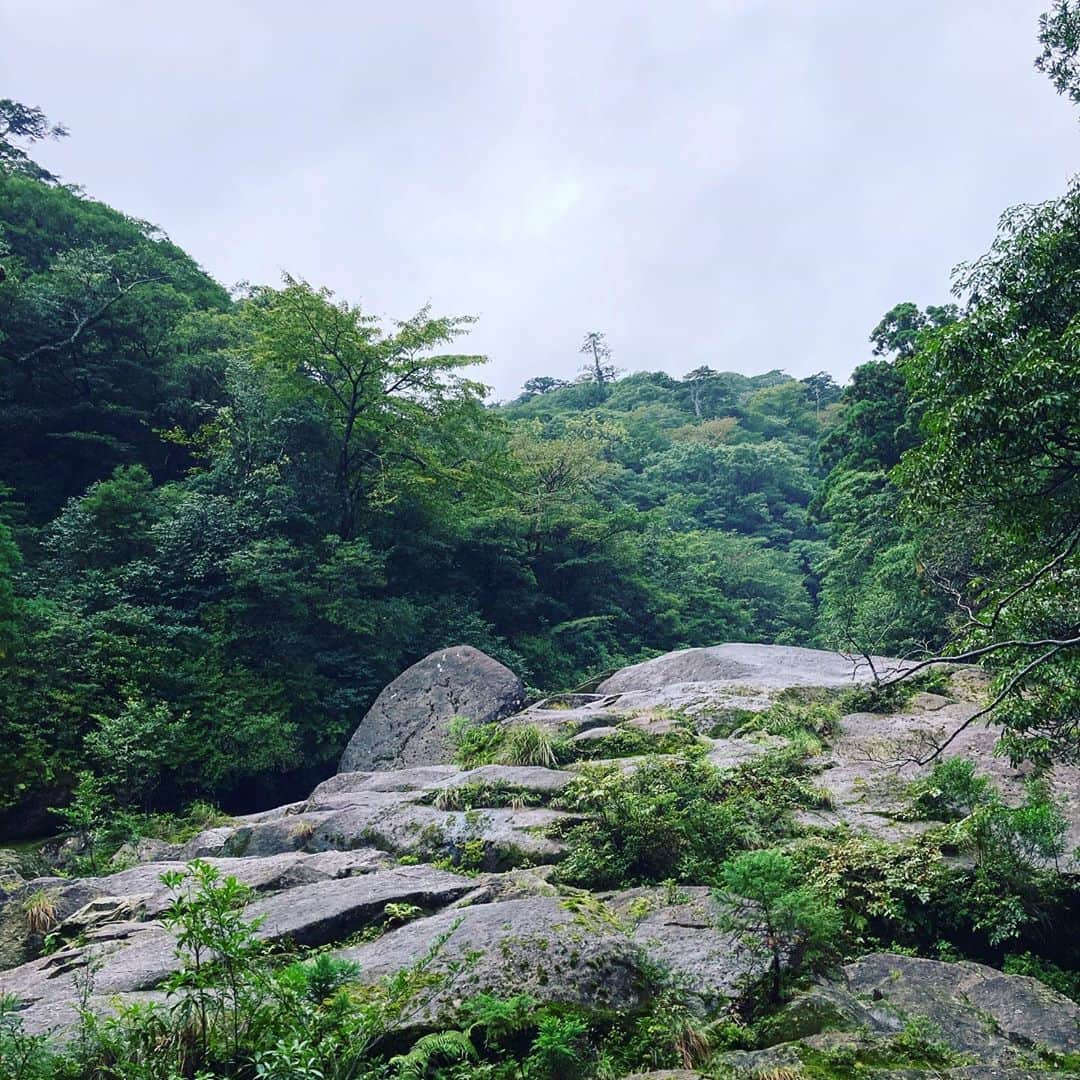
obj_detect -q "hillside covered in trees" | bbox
[0,124,875,833]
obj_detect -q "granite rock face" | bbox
[717,952,1080,1077]
[338,646,525,772]
[4,642,1078,1069]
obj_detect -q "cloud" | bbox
[4,0,1076,399]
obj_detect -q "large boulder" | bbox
[335,889,758,1028]
[598,643,909,696]
[718,952,1080,1076]
[339,646,525,773]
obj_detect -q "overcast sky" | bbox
[4,1,1078,400]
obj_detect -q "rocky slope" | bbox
[2,643,1078,1076]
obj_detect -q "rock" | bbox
[606,886,755,999]
[177,764,575,870]
[108,837,176,868]
[0,848,394,973]
[247,865,476,947]
[0,850,25,885]
[335,896,652,1020]
[598,643,909,695]
[843,952,1080,1060]
[336,890,758,1028]
[732,952,1080,1076]
[0,921,177,1036]
[338,646,525,773]
[430,764,574,796]
[0,864,476,1037]
[798,707,1080,862]
[60,895,153,936]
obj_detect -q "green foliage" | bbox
[795,779,1078,958]
[905,757,994,822]
[0,992,54,1080]
[716,849,841,1002]
[1002,951,1080,1002]
[568,720,702,761]
[888,1015,963,1068]
[891,177,1080,763]
[524,1013,588,1078]
[552,751,822,889]
[497,724,565,768]
[1037,1,1080,105]
[390,1029,477,1078]
[793,833,955,952]
[448,717,506,770]
[160,860,266,1065]
[0,137,837,831]
[712,698,840,742]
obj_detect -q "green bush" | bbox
[552,750,822,889]
[497,724,566,768]
[716,848,841,1003]
[448,716,505,769]
[568,722,702,761]
[905,757,994,821]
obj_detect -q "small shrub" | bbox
[715,848,841,1003]
[905,757,993,821]
[289,820,316,846]
[524,1012,588,1079]
[890,1015,960,1067]
[22,890,58,936]
[448,716,505,769]
[725,700,841,742]
[383,902,423,927]
[497,724,564,768]
[568,723,701,761]
[0,991,56,1080]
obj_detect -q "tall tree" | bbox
[246,276,486,538]
[578,331,618,397]
[894,179,1080,763]
[0,99,67,182]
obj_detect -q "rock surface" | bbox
[598,642,910,695]
[718,952,1080,1076]
[4,641,1079,1071]
[338,645,525,772]
[335,891,755,1023]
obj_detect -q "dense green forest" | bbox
[0,120,852,835]
[1,44,1079,839]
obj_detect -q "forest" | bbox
[0,4,1078,1078]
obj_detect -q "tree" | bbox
[578,331,618,396]
[799,371,841,420]
[683,366,733,419]
[870,302,958,359]
[890,178,1080,763]
[0,169,230,518]
[1037,1,1080,105]
[0,99,67,182]
[517,376,568,402]
[715,849,840,1002]
[247,276,486,538]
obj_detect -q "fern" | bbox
[390,1029,476,1078]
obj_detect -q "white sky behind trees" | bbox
[3,0,1077,399]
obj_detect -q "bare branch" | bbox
[16,274,161,363]
[914,643,1066,764]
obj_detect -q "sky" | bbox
[3,0,1078,400]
